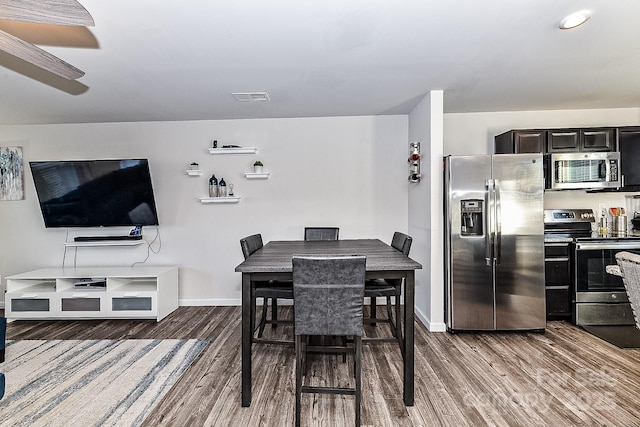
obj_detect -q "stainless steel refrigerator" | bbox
[444,154,545,332]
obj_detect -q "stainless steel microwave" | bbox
[546,152,620,190]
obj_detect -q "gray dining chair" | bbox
[614,251,640,329]
[303,226,345,358]
[1,316,5,400]
[293,254,366,427]
[364,232,412,346]
[0,316,5,363]
[240,234,293,343]
[304,227,339,241]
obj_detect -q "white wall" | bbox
[3,106,637,319]
[444,107,640,156]
[408,90,446,331]
[0,115,409,305]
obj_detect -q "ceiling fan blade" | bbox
[0,29,84,79]
[0,0,94,26]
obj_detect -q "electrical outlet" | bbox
[598,203,606,217]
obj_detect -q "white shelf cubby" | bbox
[5,266,178,322]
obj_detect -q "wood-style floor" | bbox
[5,307,640,426]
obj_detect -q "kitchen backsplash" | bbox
[545,190,640,227]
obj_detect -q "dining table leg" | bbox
[403,270,415,406]
[241,272,252,407]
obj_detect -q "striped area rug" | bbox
[0,339,208,427]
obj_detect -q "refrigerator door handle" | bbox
[494,179,502,265]
[485,179,494,266]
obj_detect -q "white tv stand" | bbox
[5,266,178,322]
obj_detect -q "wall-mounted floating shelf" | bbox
[208,147,257,154]
[199,196,241,204]
[65,240,146,248]
[244,172,270,179]
[186,170,203,176]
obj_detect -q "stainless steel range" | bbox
[544,209,640,326]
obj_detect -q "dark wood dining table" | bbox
[235,238,423,407]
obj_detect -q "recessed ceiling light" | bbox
[559,10,591,30]
[232,92,270,102]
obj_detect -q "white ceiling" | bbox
[1,0,640,126]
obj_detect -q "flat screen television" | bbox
[30,159,160,228]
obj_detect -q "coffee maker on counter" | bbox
[633,213,640,231]
[627,195,640,231]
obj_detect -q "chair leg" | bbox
[295,335,303,427]
[341,336,347,363]
[257,298,268,338]
[250,293,257,342]
[369,297,377,325]
[271,298,279,328]
[302,336,308,373]
[355,336,362,427]
[386,296,395,337]
[395,295,403,358]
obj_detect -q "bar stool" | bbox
[293,254,366,427]
[364,232,412,351]
[240,234,293,344]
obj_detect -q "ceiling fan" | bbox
[0,0,94,79]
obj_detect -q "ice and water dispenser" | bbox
[460,199,483,236]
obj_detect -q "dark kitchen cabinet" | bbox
[547,129,579,152]
[495,127,616,154]
[545,242,572,320]
[617,126,640,190]
[494,130,545,154]
[547,128,615,152]
[583,128,616,151]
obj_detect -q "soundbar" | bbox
[74,235,143,242]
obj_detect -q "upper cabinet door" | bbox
[496,127,618,155]
[617,127,640,189]
[494,130,545,154]
[581,128,616,152]
[513,131,546,153]
[547,129,579,152]
[546,128,616,152]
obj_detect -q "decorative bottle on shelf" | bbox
[219,178,227,197]
[209,174,218,197]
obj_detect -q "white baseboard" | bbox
[178,299,447,332]
[414,306,447,332]
[179,299,240,306]
[178,298,294,306]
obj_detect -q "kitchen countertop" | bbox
[545,230,640,243]
[544,237,574,243]
[579,230,640,240]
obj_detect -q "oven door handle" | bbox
[576,242,640,250]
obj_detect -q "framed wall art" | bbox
[0,146,24,200]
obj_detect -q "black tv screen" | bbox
[30,159,160,228]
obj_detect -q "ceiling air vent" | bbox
[232,92,270,102]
